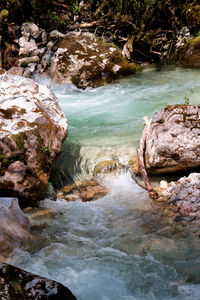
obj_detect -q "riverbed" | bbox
[14,66,200,299]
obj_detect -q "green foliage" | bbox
[72,0,79,12]
[41,145,50,155]
[184,96,190,105]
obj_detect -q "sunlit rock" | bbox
[0,197,32,262]
[145,105,200,174]
[0,263,76,299]
[45,33,139,89]
[0,73,68,205]
[159,180,168,190]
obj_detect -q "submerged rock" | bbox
[145,105,200,174]
[60,179,109,202]
[0,197,32,262]
[23,206,57,229]
[45,33,139,89]
[0,263,76,299]
[0,72,68,205]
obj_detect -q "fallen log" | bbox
[137,116,159,199]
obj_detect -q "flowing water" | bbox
[14,66,200,299]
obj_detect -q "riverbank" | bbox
[0,1,200,81]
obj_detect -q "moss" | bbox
[12,133,25,152]
[0,152,13,176]
[36,131,51,172]
[188,36,200,44]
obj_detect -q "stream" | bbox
[14,66,200,299]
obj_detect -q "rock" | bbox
[45,34,139,89]
[19,55,40,67]
[19,36,39,57]
[160,180,168,190]
[23,207,57,228]
[161,173,200,222]
[21,22,40,40]
[50,30,65,39]
[175,27,191,49]
[0,263,76,299]
[93,160,124,176]
[0,197,32,262]
[145,105,200,174]
[7,66,24,76]
[0,73,68,205]
[61,179,109,202]
[178,36,200,68]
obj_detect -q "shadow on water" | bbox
[50,139,83,189]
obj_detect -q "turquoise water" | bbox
[14,67,200,299]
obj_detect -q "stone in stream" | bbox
[93,160,124,176]
[0,72,68,206]
[59,179,109,202]
[145,105,200,174]
[23,206,57,229]
[0,197,32,262]
[45,33,139,89]
[0,263,76,299]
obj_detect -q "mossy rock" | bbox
[178,37,200,68]
[46,34,140,89]
[93,160,124,176]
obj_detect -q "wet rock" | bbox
[0,263,76,299]
[0,73,68,205]
[145,105,200,174]
[60,179,109,202]
[0,197,32,262]
[93,160,124,176]
[45,34,139,89]
[23,207,57,229]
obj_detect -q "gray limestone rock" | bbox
[145,105,200,174]
[0,197,32,262]
[0,73,68,204]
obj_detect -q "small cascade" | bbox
[13,67,200,299]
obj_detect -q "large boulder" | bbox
[145,105,200,174]
[0,72,68,205]
[45,33,139,89]
[0,263,76,299]
[0,197,32,262]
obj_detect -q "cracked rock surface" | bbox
[0,72,68,205]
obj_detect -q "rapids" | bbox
[14,66,200,299]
